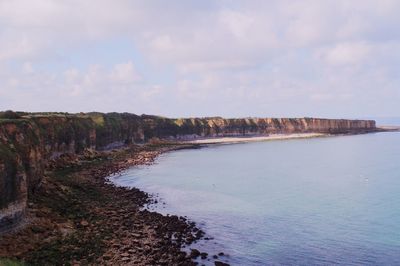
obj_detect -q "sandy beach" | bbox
[186,133,327,144]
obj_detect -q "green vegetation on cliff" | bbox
[0,111,378,233]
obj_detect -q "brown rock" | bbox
[80,220,89,227]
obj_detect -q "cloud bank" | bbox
[0,0,399,118]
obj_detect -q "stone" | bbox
[215,261,230,266]
[80,220,89,227]
[200,252,208,259]
[190,249,201,258]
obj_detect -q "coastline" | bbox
[186,133,327,144]
[0,130,386,265]
[0,143,222,265]
[0,112,379,238]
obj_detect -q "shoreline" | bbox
[0,130,388,265]
[0,143,226,265]
[185,133,327,144]
[185,128,396,145]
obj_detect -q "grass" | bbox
[87,113,105,127]
[0,119,30,125]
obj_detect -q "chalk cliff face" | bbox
[0,112,376,232]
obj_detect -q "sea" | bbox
[111,131,400,265]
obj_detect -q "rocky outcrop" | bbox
[0,119,42,232]
[0,111,377,232]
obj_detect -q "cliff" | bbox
[0,111,377,232]
[143,116,376,139]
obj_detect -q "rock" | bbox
[131,233,142,238]
[190,249,201,258]
[0,121,233,265]
[215,261,230,266]
[30,226,45,234]
[0,113,377,235]
[200,252,208,259]
[80,220,89,227]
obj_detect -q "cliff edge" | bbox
[0,111,377,232]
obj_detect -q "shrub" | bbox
[0,111,21,119]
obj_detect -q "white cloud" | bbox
[317,42,371,66]
[0,36,38,61]
[109,62,141,84]
[0,0,399,117]
[22,62,34,74]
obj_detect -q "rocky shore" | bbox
[0,112,378,236]
[0,111,380,265]
[0,143,229,265]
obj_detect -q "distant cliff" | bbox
[142,116,376,139]
[0,111,377,232]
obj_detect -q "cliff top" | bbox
[0,111,376,123]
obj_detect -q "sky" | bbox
[0,0,399,119]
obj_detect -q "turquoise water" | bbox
[111,132,400,265]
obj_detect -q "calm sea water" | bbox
[111,132,400,265]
